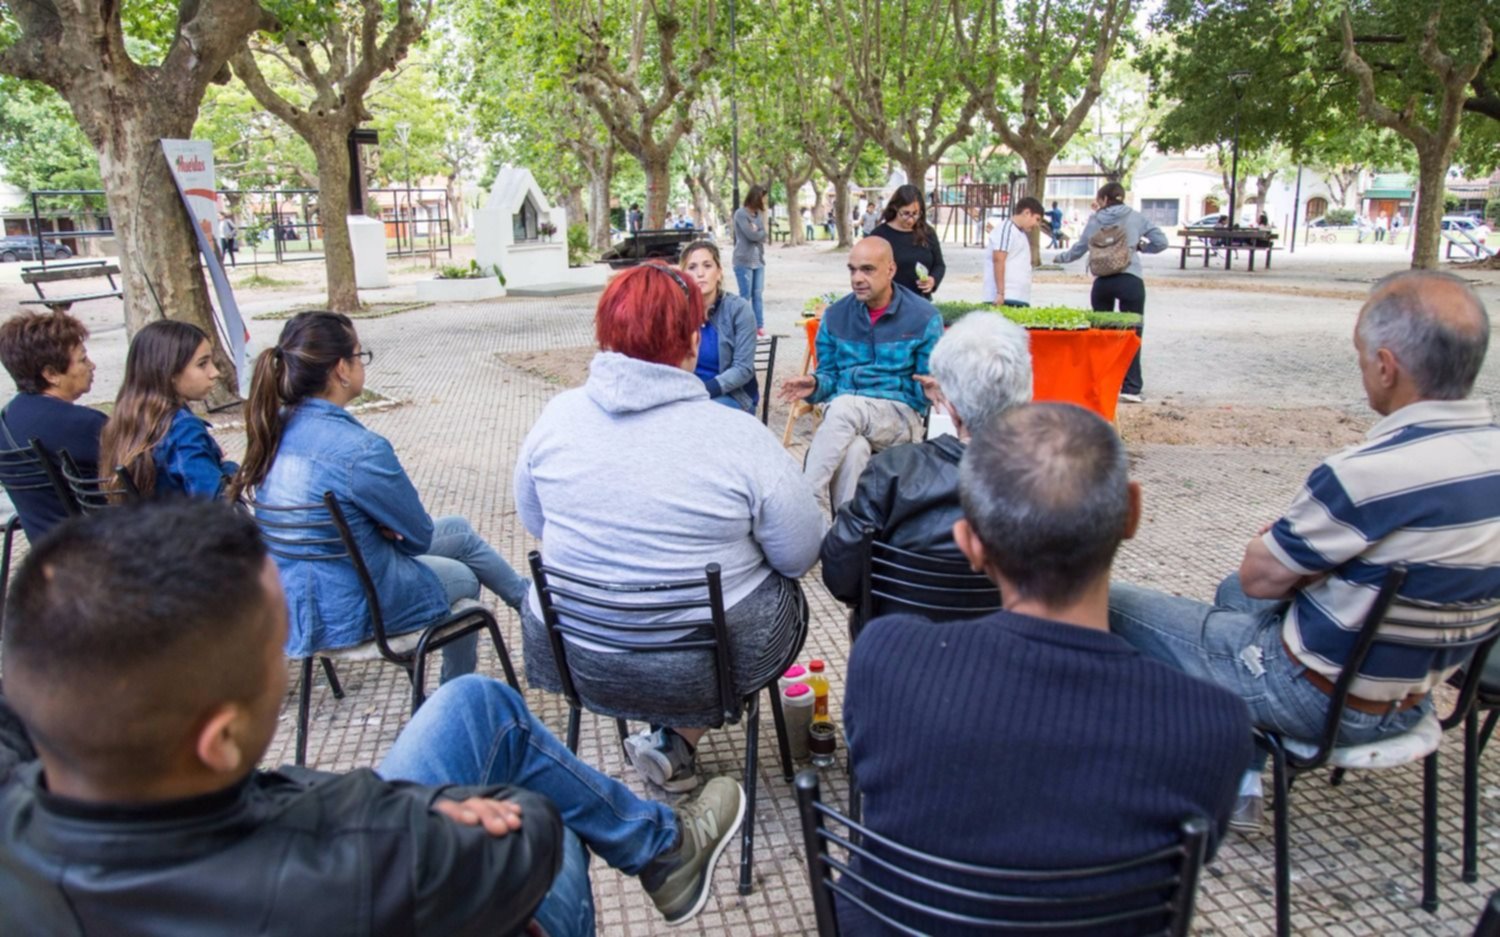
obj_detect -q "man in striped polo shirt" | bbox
[1108,270,1499,832]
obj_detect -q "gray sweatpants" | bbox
[803,394,924,510]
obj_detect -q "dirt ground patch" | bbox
[500,344,1372,450]
[1119,401,1369,448]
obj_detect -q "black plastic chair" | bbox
[528,550,805,896]
[1459,645,1500,884]
[250,492,521,766]
[57,449,139,515]
[754,335,778,425]
[1476,889,1500,937]
[851,528,1002,643]
[1256,567,1500,935]
[795,769,1210,936]
[0,438,70,629]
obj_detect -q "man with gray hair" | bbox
[838,403,1250,933]
[820,312,1031,601]
[1109,270,1500,832]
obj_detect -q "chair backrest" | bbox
[1475,889,1500,937]
[852,528,1002,642]
[1293,566,1500,770]
[754,335,778,425]
[0,438,71,516]
[247,491,403,662]
[57,449,138,516]
[527,551,740,724]
[794,770,1209,937]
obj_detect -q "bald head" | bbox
[1357,270,1489,401]
[848,236,896,307]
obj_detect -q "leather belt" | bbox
[1282,638,1426,716]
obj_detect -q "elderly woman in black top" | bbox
[869,183,945,297]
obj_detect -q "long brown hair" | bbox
[227,311,358,502]
[881,184,932,247]
[743,185,767,213]
[99,320,211,493]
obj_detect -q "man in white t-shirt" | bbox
[981,197,1044,307]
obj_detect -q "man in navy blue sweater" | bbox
[842,403,1251,935]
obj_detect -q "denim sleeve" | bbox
[159,412,231,499]
[348,435,435,555]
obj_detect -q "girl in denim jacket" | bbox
[228,311,526,679]
[100,320,237,498]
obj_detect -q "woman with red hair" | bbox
[514,261,823,793]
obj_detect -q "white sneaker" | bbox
[624,728,700,793]
[1118,392,1144,404]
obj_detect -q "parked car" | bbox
[0,236,73,262]
[1188,212,1229,228]
[1441,215,1489,244]
[1305,215,1370,229]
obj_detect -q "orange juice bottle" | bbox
[807,659,831,723]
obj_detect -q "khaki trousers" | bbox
[803,395,923,510]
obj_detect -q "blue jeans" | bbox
[732,265,765,329]
[417,516,529,682]
[1108,573,1427,773]
[379,675,679,937]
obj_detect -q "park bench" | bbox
[1177,226,1278,271]
[598,228,700,269]
[19,260,123,313]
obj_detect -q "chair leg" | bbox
[616,718,630,753]
[565,706,581,754]
[739,697,761,896]
[485,617,520,691]
[410,657,428,715]
[1422,751,1440,913]
[767,684,794,782]
[295,657,313,767]
[1271,744,1292,937]
[0,515,16,633]
[1330,767,1346,787]
[319,658,344,699]
[1466,712,1481,883]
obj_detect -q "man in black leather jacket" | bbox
[0,501,743,936]
[822,312,1033,602]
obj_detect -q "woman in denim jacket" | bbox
[100,320,237,498]
[229,311,526,679]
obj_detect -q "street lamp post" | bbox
[394,121,413,258]
[1226,70,1250,271]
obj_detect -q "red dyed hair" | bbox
[595,261,705,366]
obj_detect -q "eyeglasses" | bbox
[352,349,374,365]
[897,209,921,220]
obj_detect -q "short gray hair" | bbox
[959,403,1129,605]
[929,312,1032,427]
[1357,270,1489,400]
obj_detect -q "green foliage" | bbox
[437,259,505,284]
[934,301,1142,331]
[1324,207,1356,225]
[567,223,592,266]
[0,79,102,196]
[1487,199,1500,224]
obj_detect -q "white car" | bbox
[1442,215,1489,244]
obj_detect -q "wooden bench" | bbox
[769,225,791,244]
[20,260,123,313]
[1177,227,1279,271]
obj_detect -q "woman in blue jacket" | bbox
[100,320,237,498]
[680,240,760,414]
[229,311,527,679]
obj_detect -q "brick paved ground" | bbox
[5,240,1500,934]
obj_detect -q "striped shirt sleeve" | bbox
[1264,462,1374,575]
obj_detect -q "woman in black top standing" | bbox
[869,183,945,297]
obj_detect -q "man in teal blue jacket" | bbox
[779,237,943,509]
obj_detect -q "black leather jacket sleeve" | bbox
[821,465,894,603]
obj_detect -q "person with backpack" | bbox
[1053,182,1168,403]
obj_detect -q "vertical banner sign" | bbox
[161,139,251,397]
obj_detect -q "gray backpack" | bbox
[1088,223,1132,277]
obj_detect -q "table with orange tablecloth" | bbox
[1028,328,1142,423]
